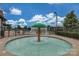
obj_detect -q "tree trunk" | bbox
[8,30,10,37]
[15,28,16,36]
[8,28,10,37]
[37,27,40,42]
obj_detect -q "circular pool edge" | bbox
[4,36,73,56]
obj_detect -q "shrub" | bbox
[55,31,79,39]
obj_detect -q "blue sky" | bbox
[0,3,79,27]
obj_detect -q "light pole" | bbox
[54,12,58,32]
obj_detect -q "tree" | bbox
[17,25,21,35]
[23,26,27,35]
[63,11,78,29]
[7,24,11,37]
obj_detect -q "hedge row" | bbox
[55,31,79,39]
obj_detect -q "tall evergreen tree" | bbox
[64,11,78,28]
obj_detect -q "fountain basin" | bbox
[5,36,72,56]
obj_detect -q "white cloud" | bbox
[19,22,27,27]
[47,16,65,27]
[47,18,56,24]
[6,20,18,28]
[47,16,65,24]
[29,15,48,22]
[6,18,27,28]
[49,22,63,27]
[46,12,65,27]
[6,20,17,25]
[10,8,22,15]
[3,11,7,15]
[18,18,26,22]
[28,12,65,27]
[7,12,65,27]
[46,13,65,24]
[46,13,54,18]
[23,22,27,26]
[18,18,27,27]
[57,22,63,26]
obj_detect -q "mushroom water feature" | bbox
[32,22,46,42]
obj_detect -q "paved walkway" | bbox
[0,33,79,56]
